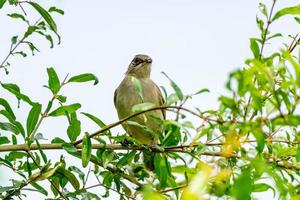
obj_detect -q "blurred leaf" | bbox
[267,33,282,41]
[253,131,266,153]
[26,103,42,136]
[166,93,180,105]
[219,96,238,113]
[82,133,91,167]
[48,6,64,15]
[68,73,99,85]
[272,115,300,126]
[154,154,169,187]
[49,103,81,117]
[259,3,268,18]
[296,145,300,162]
[0,0,6,9]
[47,67,60,94]
[28,2,57,32]
[232,169,253,200]
[143,185,167,200]
[295,17,300,24]
[0,136,10,145]
[132,102,155,113]
[273,5,300,21]
[1,83,35,105]
[195,88,210,95]
[253,183,275,197]
[283,51,300,86]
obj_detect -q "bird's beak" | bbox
[146,58,152,64]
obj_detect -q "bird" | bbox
[114,54,165,169]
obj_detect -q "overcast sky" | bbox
[1,0,299,199]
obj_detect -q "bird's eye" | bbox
[133,58,142,66]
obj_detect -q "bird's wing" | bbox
[154,83,166,119]
[113,88,118,108]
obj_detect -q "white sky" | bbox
[0,0,299,199]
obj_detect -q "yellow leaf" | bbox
[181,162,212,200]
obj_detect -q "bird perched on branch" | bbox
[114,54,165,170]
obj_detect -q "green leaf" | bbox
[283,51,300,86]
[24,26,38,39]
[253,131,266,153]
[0,122,19,134]
[56,95,66,103]
[67,113,81,142]
[48,6,64,15]
[219,96,238,112]
[132,102,155,113]
[30,163,62,181]
[7,13,26,22]
[154,154,169,187]
[68,73,99,85]
[195,88,210,95]
[232,169,253,200]
[69,166,85,181]
[117,150,136,168]
[81,112,111,135]
[8,151,27,161]
[296,145,300,162]
[253,183,275,196]
[47,67,60,94]
[162,72,183,101]
[57,168,80,190]
[250,38,260,59]
[131,76,144,101]
[62,143,77,153]
[258,3,268,18]
[28,2,57,32]
[166,93,180,105]
[0,98,16,120]
[49,103,81,117]
[295,17,300,24]
[30,182,48,195]
[1,83,35,105]
[36,139,47,164]
[0,0,6,9]
[11,35,18,45]
[82,133,92,167]
[26,103,42,136]
[273,5,300,21]
[0,136,10,145]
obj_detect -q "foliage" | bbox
[0,0,300,199]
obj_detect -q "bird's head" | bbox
[125,54,152,78]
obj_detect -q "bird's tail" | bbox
[143,149,155,171]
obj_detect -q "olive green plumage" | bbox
[114,54,165,169]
